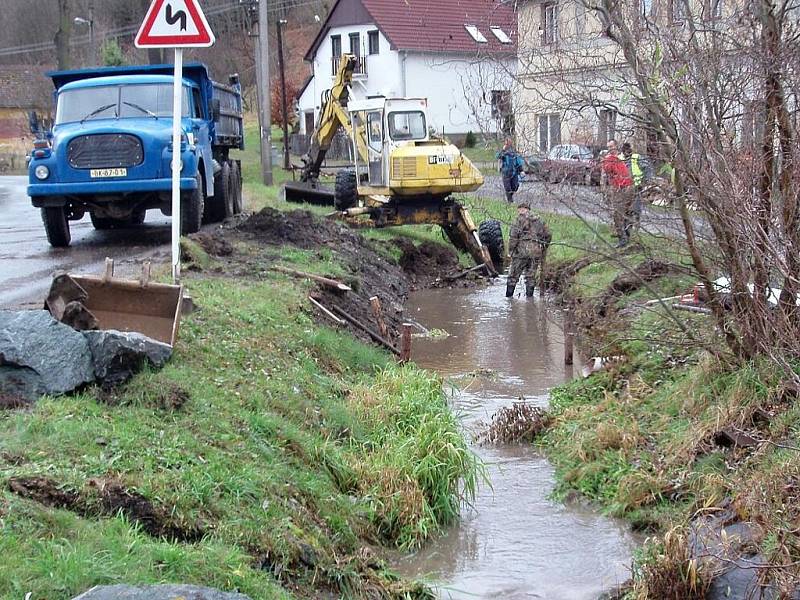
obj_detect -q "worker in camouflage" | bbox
[506,200,551,298]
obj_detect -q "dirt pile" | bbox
[237,208,410,346]
[394,238,461,286]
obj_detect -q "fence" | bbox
[290,129,354,163]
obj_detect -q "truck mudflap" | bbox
[283,181,335,206]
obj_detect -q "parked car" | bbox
[541,144,602,185]
[522,152,546,179]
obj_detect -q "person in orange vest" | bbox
[600,141,634,247]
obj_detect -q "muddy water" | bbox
[395,285,638,599]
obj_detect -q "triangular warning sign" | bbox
[135,0,215,48]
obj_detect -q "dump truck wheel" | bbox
[181,174,204,234]
[130,208,146,225]
[206,163,231,223]
[42,206,71,247]
[334,169,358,211]
[230,161,243,214]
[478,219,505,272]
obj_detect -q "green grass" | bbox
[0,266,469,598]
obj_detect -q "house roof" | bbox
[0,66,52,109]
[305,0,516,61]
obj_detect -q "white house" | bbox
[296,0,518,140]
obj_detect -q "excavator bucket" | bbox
[283,181,336,206]
[46,259,184,346]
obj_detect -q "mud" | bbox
[189,231,234,257]
[8,475,204,543]
[393,238,460,286]
[98,380,190,411]
[92,479,205,543]
[8,475,81,509]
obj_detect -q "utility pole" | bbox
[255,0,273,185]
[276,19,290,170]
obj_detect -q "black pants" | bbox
[503,173,520,202]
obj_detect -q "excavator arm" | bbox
[300,54,364,183]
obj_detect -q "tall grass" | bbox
[346,365,482,549]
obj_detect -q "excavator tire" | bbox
[334,169,358,211]
[478,219,505,273]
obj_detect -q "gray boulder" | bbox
[72,585,252,600]
[0,310,94,400]
[84,330,172,386]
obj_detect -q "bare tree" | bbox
[54,0,72,70]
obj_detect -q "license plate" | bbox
[90,168,127,178]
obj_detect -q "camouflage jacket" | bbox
[509,214,551,259]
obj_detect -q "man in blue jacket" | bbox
[497,138,525,203]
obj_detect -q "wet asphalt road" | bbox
[0,175,173,309]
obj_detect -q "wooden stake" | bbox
[328,304,400,356]
[564,307,574,366]
[369,296,389,339]
[309,296,345,324]
[270,265,352,292]
[400,323,413,363]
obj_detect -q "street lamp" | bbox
[74,13,96,66]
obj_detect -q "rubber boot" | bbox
[506,283,515,298]
[526,285,535,297]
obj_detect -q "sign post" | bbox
[135,0,215,284]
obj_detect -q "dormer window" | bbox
[465,25,488,43]
[490,26,512,43]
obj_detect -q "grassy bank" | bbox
[0,131,487,598]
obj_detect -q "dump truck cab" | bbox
[28,63,244,247]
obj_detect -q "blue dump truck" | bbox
[28,63,244,247]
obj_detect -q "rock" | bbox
[72,584,252,600]
[0,310,95,399]
[84,330,172,387]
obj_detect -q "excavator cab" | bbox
[283,54,500,274]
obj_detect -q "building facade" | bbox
[297,0,517,140]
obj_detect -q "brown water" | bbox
[395,285,638,599]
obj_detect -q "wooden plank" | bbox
[270,265,352,292]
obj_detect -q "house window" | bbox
[368,30,380,54]
[331,35,342,58]
[598,108,617,145]
[349,32,361,56]
[490,26,512,43]
[465,25,488,43]
[538,113,561,152]
[542,2,559,45]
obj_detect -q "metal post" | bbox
[89,3,96,66]
[276,19,291,170]
[564,307,574,366]
[171,48,183,284]
[255,0,273,185]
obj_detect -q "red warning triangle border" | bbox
[135,0,215,48]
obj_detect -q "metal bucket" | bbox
[47,259,184,347]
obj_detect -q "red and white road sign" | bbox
[135,0,215,48]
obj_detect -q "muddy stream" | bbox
[395,285,639,599]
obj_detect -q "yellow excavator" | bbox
[284,54,501,273]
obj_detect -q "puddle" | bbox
[395,284,638,599]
